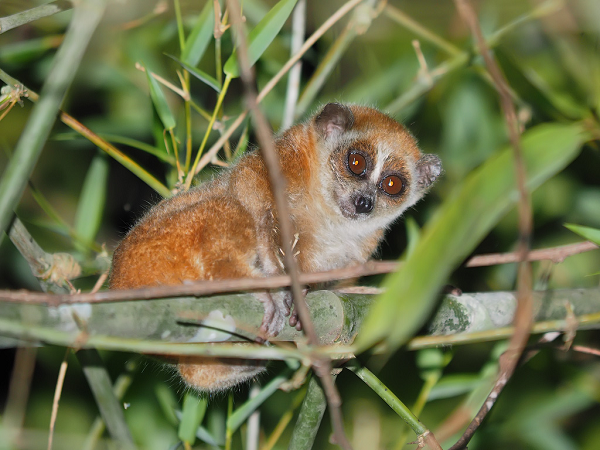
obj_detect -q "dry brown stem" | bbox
[450,0,535,448]
[225,1,352,448]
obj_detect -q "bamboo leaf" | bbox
[166,54,221,92]
[181,1,214,66]
[143,63,176,131]
[178,392,207,445]
[564,223,600,246]
[224,0,298,78]
[73,154,108,253]
[356,122,587,352]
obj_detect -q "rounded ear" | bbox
[314,103,354,140]
[416,153,443,191]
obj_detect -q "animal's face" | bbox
[314,103,442,225]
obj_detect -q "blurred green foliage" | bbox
[1,0,600,449]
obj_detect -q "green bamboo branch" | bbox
[346,360,427,436]
[0,0,73,35]
[0,289,599,356]
[0,0,107,238]
[287,375,333,450]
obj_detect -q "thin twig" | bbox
[466,241,598,267]
[451,1,534,447]
[0,261,399,305]
[2,235,599,304]
[571,345,600,357]
[226,1,352,448]
[48,349,69,450]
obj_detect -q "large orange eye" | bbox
[380,175,404,196]
[348,152,366,176]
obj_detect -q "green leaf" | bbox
[404,216,420,260]
[154,384,179,426]
[226,366,293,433]
[181,1,214,67]
[74,154,108,254]
[356,122,586,352]
[178,392,207,445]
[143,63,176,131]
[166,54,221,92]
[224,0,298,78]
[564,223,600,245]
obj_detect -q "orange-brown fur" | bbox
[110,104,442,392]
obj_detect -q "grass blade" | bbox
[166,54,221,92]
[224,0,298,78]
[356,122,587,352]
[564,223,600,246]
[181,1,214,66]
[74,154,108,254]
[143,63,176,131]
[178,392,207,445]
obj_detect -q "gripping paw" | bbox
[254,291,289,339]
[255,289,308,339]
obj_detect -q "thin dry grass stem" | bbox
[466,241,598,267]
[48,350,69,450]
[449,1,535,448]
[412,39,432,87]
[4,347,37,446]
[226,0,352,448]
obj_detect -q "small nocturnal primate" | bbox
[110,103,442,392]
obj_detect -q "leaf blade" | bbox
[143,63,176,131]
[356,122,587,352]
[181,1,214,66]
[564,223,600,246]
[224,0,298,78]
[74,154,108,253]
[167,54,221,92]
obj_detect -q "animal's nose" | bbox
[354,195,374,214]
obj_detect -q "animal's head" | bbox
[313,103,442,226]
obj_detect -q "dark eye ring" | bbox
[380,175,404,196]
[348,152,367,176]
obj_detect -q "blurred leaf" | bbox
[564,223,600,245]
[73,153,108,254]
[226,367,293,433]
[166,54,221,92]
[496,49,586,121]
[196,425,223,447]
[178,392,207,445]
[404,216,420,260]
[155,384,179,426]
[143,63,176,131]
[0,35,63,64]
[427,374,482,401]
[224,0,298,78]
[356,122,587,352]
[181,1,214,67]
